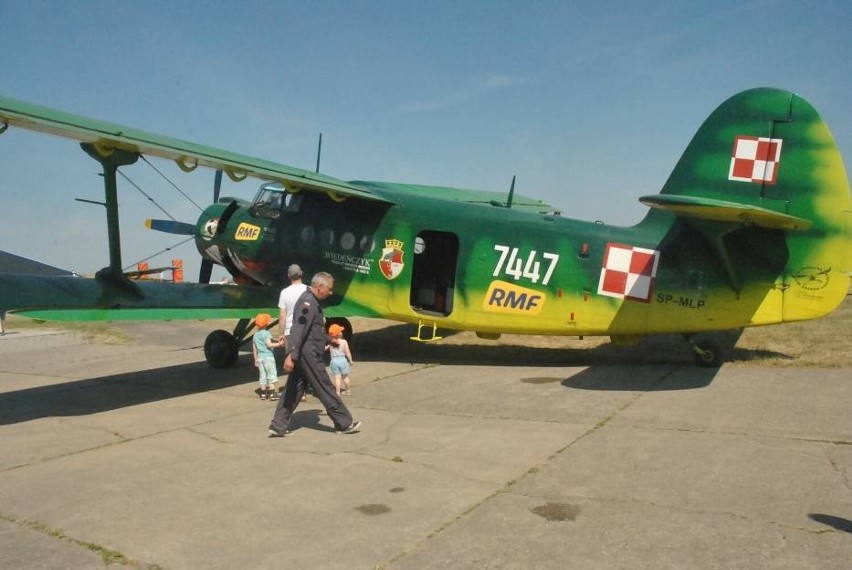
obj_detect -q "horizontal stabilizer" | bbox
[145,219,196,235]
[638,194,812,231]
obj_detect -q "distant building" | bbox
[0,250,74,277]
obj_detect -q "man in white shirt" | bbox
[278,264,309,347]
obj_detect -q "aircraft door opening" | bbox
[410,231,459,316]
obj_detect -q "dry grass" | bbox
[5,315,133,345]
[734,295,851,367]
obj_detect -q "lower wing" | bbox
[0,274,278,321]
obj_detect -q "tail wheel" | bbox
[690,337,723,368]
[204,329,239,368]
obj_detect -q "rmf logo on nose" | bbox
[235,223,261,241]
[483,280,546,315]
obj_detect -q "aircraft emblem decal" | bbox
[597,243,660,303]
[728,136,783,185]
[379,238,405,280]
[791,266,830,291]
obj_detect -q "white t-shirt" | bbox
[278,283,309,335]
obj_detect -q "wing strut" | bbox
[80,142,140,282]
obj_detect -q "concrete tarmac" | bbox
[0,322,850,569]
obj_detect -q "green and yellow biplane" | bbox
[1,88,849,367]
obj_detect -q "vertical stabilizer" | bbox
[641,88,851,322]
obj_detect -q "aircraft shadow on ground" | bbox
[354,323,788,365]
[0,359,258,426]
[0,324,795,425]
[808,514,852,534]
[558,364,719,391]
[351,323,800,392]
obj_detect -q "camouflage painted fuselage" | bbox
[199,91,850,338]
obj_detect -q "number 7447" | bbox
[492,245,559,286]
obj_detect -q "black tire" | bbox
[204,329,238,368]
[325,317,353,342]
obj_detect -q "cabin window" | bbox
[300,225,315,244]
[319,228,335,247]
[360,235,375,254]
[250,183,303,219]
[341,232,356,251]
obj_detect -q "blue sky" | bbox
[1,0,850,282]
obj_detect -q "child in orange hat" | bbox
[253,313,284,400]
[326,323,353,396]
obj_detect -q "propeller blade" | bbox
[200,170,225,284]
[213,169,222,203]
[199,259,214,284]
[144,219,196,235]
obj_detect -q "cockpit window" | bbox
[250,183,303,219]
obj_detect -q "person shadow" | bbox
[288,408,336,433]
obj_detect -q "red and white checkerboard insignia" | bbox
[597,243,660,303]
[728,136,783,184]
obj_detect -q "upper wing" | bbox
[0,94,392,204]
[351,180,560,215]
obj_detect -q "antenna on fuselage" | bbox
[489,175,516,209]
[315,133,322,173]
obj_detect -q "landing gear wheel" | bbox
[690,338,723,368]
[204,329,239,368]
[325,317,353,342]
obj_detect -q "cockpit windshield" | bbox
[250,182,304,219]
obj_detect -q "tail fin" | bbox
[640,88,851,322]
